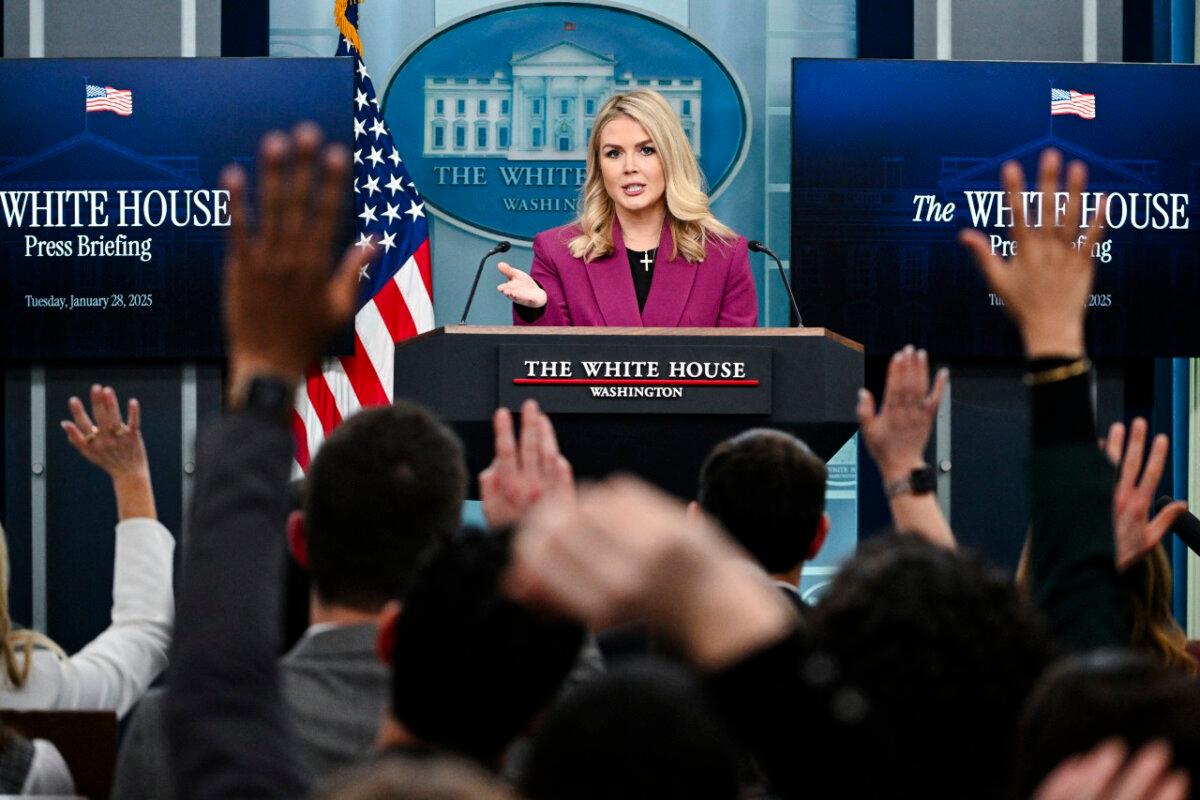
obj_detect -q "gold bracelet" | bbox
[1023,358,1092,386]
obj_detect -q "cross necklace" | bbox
[638,248,657,272]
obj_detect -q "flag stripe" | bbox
[396,258,436,332]
[352,301,396,401]
[341,332,391,406]
[414,239,433,299]
[373,276,419,343]
[305,366,343,435]
[290,410,312,472]
[319,359,363,421]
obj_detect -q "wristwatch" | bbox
[883,465,938,498]
[241,375,295,425]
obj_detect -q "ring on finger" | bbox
[113,424,130,436]
[83,426,100,443]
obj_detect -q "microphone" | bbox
[459,240,512,325]
[748,240,803,327]
[1156,496,1200,557]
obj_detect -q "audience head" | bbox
[520,659,741,800]
[696,428,829,576]
[1014,650,1200,797]
[806,535,1053,798]
[298,401,467,611]
[315,754,511,800]
[384,530,585,766]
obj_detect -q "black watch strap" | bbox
[883,465,938,497]
[242,375,294,426]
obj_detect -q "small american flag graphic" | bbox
[1050,88,1095,120]
[86,84,133,116]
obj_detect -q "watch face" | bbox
[247,377,293,418]
[910,467,938,494]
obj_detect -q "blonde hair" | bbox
[569,89,734,264]
[1016,538,1198,676]
[0,524,65,689]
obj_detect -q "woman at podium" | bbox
[498,89,757,327]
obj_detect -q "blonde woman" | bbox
[0,385,173,718]
[498,89,757,327]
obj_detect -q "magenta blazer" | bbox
[512,219,758,327]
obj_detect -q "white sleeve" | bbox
[31,518,175,718]
[20,739,76,796]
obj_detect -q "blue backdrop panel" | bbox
[0,57,353,359]
[791,58,1200,357]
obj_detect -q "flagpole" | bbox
[1047,78,1054,139]
[83,75,89,134]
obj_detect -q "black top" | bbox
[626,247,656,314]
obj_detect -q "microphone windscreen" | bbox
[747,240,764,252]
[1156,495,1200,556]
[496,240,512,253]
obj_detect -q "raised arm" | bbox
[42,385,174,717]
[960,148,1122,651]
[857,345,954,549]
[166,123,370,799]
[478,399,574,530]
[1103,419,1187,572]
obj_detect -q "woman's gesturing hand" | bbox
[497,262,548,309]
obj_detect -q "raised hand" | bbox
[222,123,374,403]
[479,399,574,529]
[1104,419,1187,571]
[506,475,795,669]
[857,345,948,484]
[1033,739,1188,800]
[496,262,548,309]
[959,148,1105,358]
[61,384,156,520]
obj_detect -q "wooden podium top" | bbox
[409,325,864,352]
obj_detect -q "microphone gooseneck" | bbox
[459,240,512,325]
[1156,495,1200,557]
[748,240,803,327]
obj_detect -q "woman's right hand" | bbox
[62,384,157,520]
[497,262,548,309]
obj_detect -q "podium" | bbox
[393,326,863,499]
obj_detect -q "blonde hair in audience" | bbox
[1016,538,1197,676]
[1125,544,1198,676]
[0,524,66,688]
[569,89,733,264]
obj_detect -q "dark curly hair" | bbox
[804,535,1054,799]
[1013,650,1200,798]
[390,530,585,766]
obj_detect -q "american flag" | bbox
[86,84,133,116]
[1050,88,1095,120]
[292,1,434,471]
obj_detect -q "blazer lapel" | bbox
[584,219,643,326]
[642,224,696,327]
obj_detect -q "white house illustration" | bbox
[422,41,701,160]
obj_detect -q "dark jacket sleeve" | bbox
[165,411,307,799]
[1026,363,1129,652]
